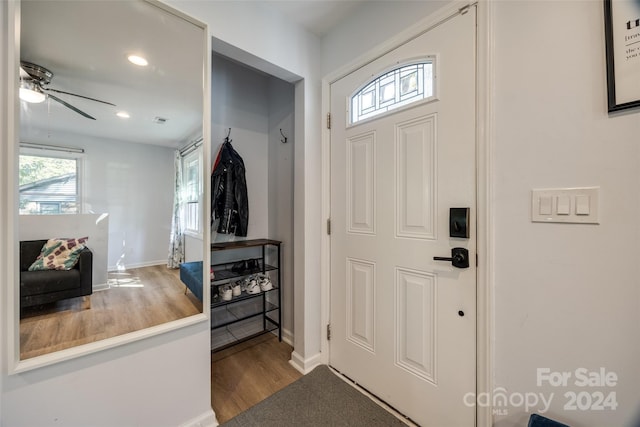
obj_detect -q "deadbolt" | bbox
[450,207,470,238]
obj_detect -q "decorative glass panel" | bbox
[350,60,435,124]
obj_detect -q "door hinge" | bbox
[326,113,331,129]
[327,324,331,340]
[327,218,331,235]
[459,4,471,15]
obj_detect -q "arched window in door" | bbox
[350,58,436,125]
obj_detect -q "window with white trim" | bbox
[182,146,203,236]
[350,59,435,124]
[19,150,82,215]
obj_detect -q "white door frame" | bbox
[319,2,494,426]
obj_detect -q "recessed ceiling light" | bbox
[127,55,148,67]
[116,111,130,119]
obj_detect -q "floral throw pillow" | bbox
[28,237,89,271]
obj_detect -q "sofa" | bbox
[20,239,93,309]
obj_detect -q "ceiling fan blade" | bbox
[47,93,96,120]
[44,87,116,106]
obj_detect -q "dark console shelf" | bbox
[211,238,281,251]
[211,262,278,283]
[209,239,282,352]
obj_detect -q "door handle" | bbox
[433,247,469,269]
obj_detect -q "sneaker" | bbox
[220,285,233,301]
[231,281,242,297]
[245,276,261,294]
[258,274,273,291]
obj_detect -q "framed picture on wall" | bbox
[604,0,640,112]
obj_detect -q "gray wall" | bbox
[210,53,296,338]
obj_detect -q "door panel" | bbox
[329,8,477,426]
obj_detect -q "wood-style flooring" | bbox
[20,265,202,359]
[211,333,302,424]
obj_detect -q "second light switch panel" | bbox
[531,187,600,224]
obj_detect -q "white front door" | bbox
[329,7,477,426]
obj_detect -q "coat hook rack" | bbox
[224,128,232,143]
[279,128,288,144]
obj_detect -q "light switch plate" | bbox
[531,187,599,224]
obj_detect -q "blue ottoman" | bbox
[179,261,203,302]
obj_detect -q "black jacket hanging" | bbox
[211,138,249,236]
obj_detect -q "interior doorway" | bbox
[208,48,300,423]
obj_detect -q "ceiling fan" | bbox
[19,61,116,120]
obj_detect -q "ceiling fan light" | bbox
[116,111,130,119]
[127,55,148,67]
[19,82,46,103]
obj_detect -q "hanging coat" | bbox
[211,140,249,236]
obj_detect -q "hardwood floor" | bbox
[211,333,302,424]
[20,265,202,359]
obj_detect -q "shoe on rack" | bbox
[258,274,273,291]
[245,276,261,294]
[231,281,242,297]
[231,260,247,273]
[246,258,259,271]
[220,285,233,301]
[231,261,244,273]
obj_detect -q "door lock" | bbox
[433,247,469,269]
[450,207,470,238]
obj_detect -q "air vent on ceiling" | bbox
[153,116,168,124]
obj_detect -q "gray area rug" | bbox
[220,365,407,427]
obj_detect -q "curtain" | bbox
[167,150,184,268]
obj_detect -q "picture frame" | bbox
[604,0,640,112]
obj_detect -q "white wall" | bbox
[323,1,640,426]
[268,76,295,339]
[76,135,175,270]
[321,0,450,77]
[3,1,323,425]
[492,1,640,426]
[2,325,213,427]
[211,53,269,242]
[168,0,324,368]
[19,133,175,270]
[0,0,12,421]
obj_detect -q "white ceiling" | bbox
[20,1,205,149]
[18,1,370,149]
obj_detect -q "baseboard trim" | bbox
[179,409,218,427]
[93,282,109,292]
[289,351,323,375]
[281,327,294,347]
[108,260,167,272]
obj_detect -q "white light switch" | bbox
[575,195,590,215]
[531,187,599,224]
[556,195,570,215]
[539,196,552,215]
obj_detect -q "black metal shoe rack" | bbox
[209,239,282,352]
